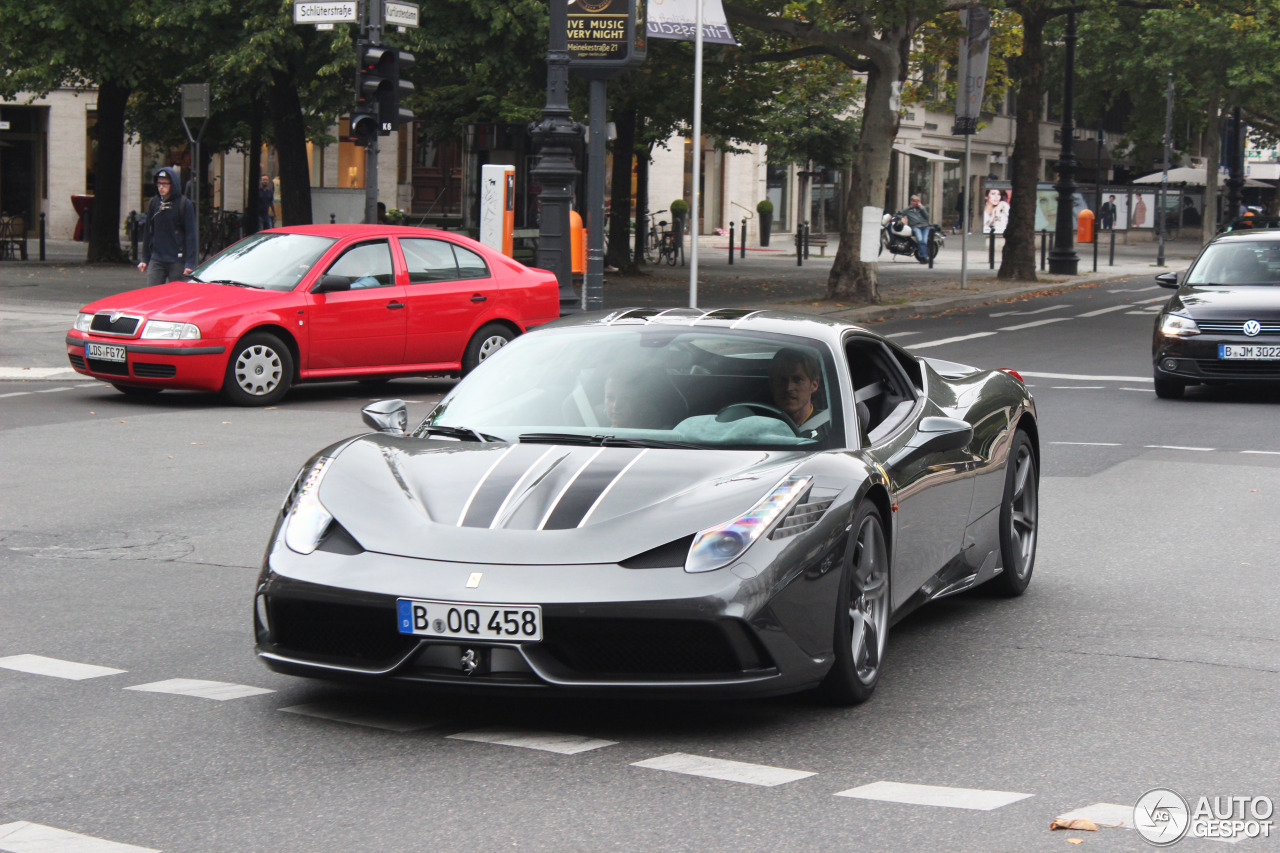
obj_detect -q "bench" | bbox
[807,234,829,256]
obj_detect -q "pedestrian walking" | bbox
[137,166,198,286]
[259,175,275,231]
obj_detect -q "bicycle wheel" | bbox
[664,235,679,266]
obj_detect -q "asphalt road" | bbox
[1,278,1277,852]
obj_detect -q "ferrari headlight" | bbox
[141,320,201,340]
[74,312,93,332]
[685,475,812,573]
[283,457,334,555]
[1159,313,1200,337]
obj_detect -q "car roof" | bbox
[1212,227,1280,243]
[546,307,877,345]
[267,224,464,240]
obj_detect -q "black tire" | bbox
[1154,374,1185,399]
[816,501,891,705]
[462,323,515,375]
[222,332,293,406]
[110,383,162,397]
[929,234,943,259]
[987,430,1039,597]
[878,233,886,257]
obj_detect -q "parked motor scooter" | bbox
[880,213,945,264]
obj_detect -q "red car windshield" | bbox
[191,232,337,291]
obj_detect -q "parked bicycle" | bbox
[200,208,243,261]
[644,209,681,265]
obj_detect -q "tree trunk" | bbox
[245,97,263,237]
[269,67,313,226]
[633,143,650,267]
[1202,87,1221,244]
[607,108,637,272]
[998,6,1046,282]
[87,79,130,263]
[826,31,907,302]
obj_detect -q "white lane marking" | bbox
[0,391,32,398]
[1052,441,1122,446]
[905,332,997,350]
[0,655,126,681]
[279,702,440,732]
[1020,371,1151,383]
[0,821,160,852]
[124,678,274,700]
[1242,450,1280,455]
[36,386,77,394]
[990,305,1067,318]
[834,780,1033,811]
[632,753,815,786]
[1051,385,1104,390]
[447,728,618,755]
[1136,295,1170,303]
[884,331,919,338]
[998,317,1073,331]
[1077,303,1137,317]
[1145,445,1214,452]
[1122,387,1155,392]
[1056,802,1134,828]
[0,367,87,380]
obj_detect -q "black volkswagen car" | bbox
[1152,229,1280,398]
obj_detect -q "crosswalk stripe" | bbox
[0,654,126,680]
[447,728,617,754]
[631,753,815,786]
[0,821,160,852]
[1077,303,1136,317]
[279,702,440,732]
[998,317,1072,331]
[834,780,1033,811]
[124,678,274,700]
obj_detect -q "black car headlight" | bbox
[282,457,334,555]
[685,475,811,573]
[1159,313,1200,337]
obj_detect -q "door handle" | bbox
[470,294,487,303]
[387,301,405,309]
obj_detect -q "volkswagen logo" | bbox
[1244,319,1262,337]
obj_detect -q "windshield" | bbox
[1186,241,1280,286]
[419,325,844,450]
[190,232,337,291]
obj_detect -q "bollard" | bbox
[39,212,47,261]
[330,213,336,224]
[1109,228,1116,266]
[728,221,735,265]
[129,211,139,262]
[928,232,934,269]
[1040,229,1047,271]
[795,228,803,266]
[988,227,995,270]
[740,218,747,259]
[803,222,811,259]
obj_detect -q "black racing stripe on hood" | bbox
[542,449,644,530]
[459,444,558,528]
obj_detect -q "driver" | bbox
[769,348,824,430]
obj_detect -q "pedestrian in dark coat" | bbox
[258,175,275,231]
[137,166,198,286]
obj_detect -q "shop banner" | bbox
[954,7,991,134]
[646,0,736,45]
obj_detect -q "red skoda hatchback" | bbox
[66,225,560,404]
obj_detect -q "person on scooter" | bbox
[896,195,930,261]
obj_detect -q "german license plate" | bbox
[396,598,542,641]
[85,341,126,362]
[1219,344,1280,360]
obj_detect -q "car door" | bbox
[398,236,499,367]
[848,336,975,609]
[304,239,407,370]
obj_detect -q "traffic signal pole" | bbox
[363,0,382,225]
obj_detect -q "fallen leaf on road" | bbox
[222,421,231,425]
[1051,818,1098,832]
[1067,839,1083,845]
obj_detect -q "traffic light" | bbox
[356,42,414,136]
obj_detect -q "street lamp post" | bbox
[530,0,581,316]
[1225,107,1244,225]
[1048,12,1079,275]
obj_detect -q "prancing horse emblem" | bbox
[466,572,483,588]
[460,649,479,675]
[1244,319,1262,337]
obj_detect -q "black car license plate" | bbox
[86,342,126,362]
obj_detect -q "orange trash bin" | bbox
[1077,208,1095,244]
[569,210,586,275]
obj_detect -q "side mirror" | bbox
[312,274,351,294]
[888,416,973,467]
[362,399,408,435]
[1155,271,1179,289]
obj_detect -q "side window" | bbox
[400,238,458,284]
[324,241,394,289]
[454,244,490,280]
[847,338,917,444]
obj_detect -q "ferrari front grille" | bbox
[266,597,416,665]
[539,617,770,676]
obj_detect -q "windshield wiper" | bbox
[208,279,263,289]
[518,432,699,449]
[416,424,502,442]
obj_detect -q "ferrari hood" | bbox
[81,281,286,326]
[317,436,807,565]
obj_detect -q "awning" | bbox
[892,144,958,163]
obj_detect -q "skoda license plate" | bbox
[396,598,542,641]
[86,342,126,362]
[1219,344,1280,360]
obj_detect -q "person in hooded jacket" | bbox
[137,166,198,286]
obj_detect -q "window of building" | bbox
[766,162,790,231]
[337,119,366,189]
